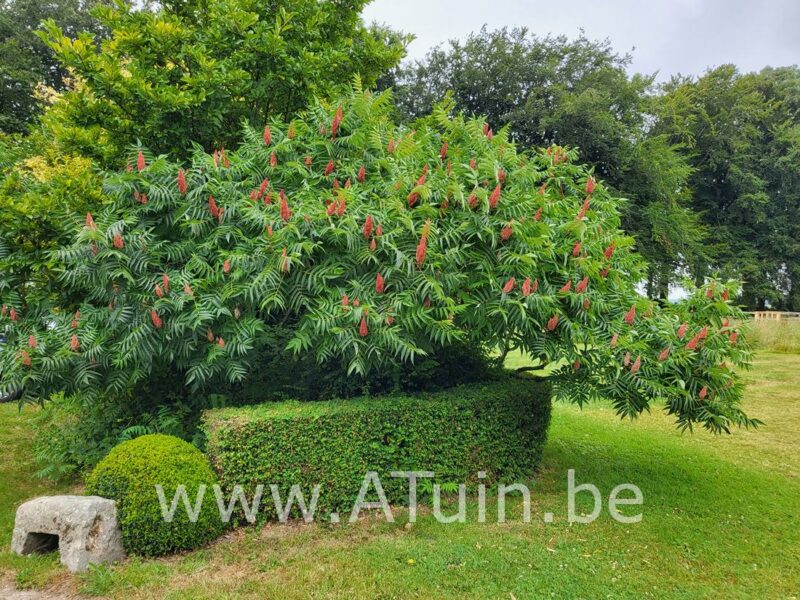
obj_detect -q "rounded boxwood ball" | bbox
[86,434,226,556]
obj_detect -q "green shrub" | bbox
[2,87,755,433]
[85,434,226,556]
[204,377,552,518]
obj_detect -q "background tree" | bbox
[39,0,410,166]
[0,0,108,133]
[383,27,703,302]
[656,65,800,309]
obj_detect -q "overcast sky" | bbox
[363,0,799,80]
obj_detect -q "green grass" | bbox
[746,317,800,353]
[2,353,800,598]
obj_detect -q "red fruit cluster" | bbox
[263,126,272,146]
[279,190,292,222]
[150,310,163,329]
[331,107,343,138]
[624,305,636,325]
[488,184,501,209]
[416,233,428,269]
[502,277,516,294]
[177,169,187,195]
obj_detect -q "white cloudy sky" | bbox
[363,0,799,80]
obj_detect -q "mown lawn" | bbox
[1,353,799,599]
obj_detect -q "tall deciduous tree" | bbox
[0,0,108,133]
[38,0,410,166]
[383,27,704,301]
[656,65,800,309]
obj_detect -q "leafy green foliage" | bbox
[31,392,198,480]
[656,65,800,310]
[85,434,225,556]
[0,0,108,133]
[204,377,553,517]
[38,0,409,165]
[0,87,754,432]
[384,27,704,298]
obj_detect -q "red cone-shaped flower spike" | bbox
[376,273,385,294]
[624,305,636,325]
[331,106,343,138]
[502,277,516,293]
[488,184,501,209]
[416,235,427,268]
[522,277,532,296]
[177,169,187,194]
[547,314,559,331]
[363,215,374,239]
[263,126,272,146]
[358,165,366,183]
[359,315,368,337]
[136,151,146,171]
[586,177,595,195]
[280,190,291,222]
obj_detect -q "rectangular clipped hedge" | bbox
[203,377,552,518]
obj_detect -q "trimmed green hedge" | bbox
[203,377,552,518]
[86,434,226,556]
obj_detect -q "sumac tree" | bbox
[0,87,755,432]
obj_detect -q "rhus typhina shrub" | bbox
[0,86,755,432]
